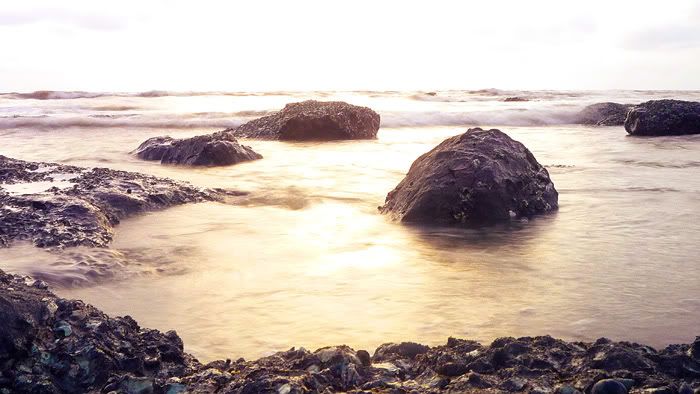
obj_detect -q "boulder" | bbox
[133,131,261,166]
[233,100,380,140]
[624,99,700,136]
[575,102,633,126]
[380,128,558,225]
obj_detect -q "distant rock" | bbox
[133,130,261,166]
[233,100,380,141]
[575,102,633,126]
[380,128,558,225]
[503,96,529,102]
[625,99,700,136]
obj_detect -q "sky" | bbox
[0,0,699,92]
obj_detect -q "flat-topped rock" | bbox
[380,128,558,225]
[232,100,380,140]
[133,130,262,166]
[0,156,240,248]
[575,102,633,126]
[625,99,700,136]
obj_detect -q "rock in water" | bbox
[575,102,633,126]
[0,155,241,248]
[133,130,262,166]
[625,99,700,136]
[233,100,380,140]
[380,128,558,225]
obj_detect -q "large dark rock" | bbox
[133,130,262,166]
[232,100,380,140]
[624,99,700,136]
[575,102,633,126]
[380,128,558,225]
[0,156,241,248]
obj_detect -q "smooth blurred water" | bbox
[1,90,700,361]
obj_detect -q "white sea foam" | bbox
[1,89,699,131]
[1,173,79,195]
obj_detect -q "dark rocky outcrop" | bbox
[380,128,558,225]
[0,269,198,393]
[133,130,262,166]
[2,268,699,393]
[624,100,700,136]
[504,96,529,102]
[575,102,633,126]
[0,156,242,248]
[232,100,380,140]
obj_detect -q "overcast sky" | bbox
[1,0,699,92]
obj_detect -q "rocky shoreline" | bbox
[0,269,699,394]
[0,156,242,248]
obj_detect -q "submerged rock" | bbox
[1,269,698,393]
[133,130,262,166]
[0,156,241,248]
[575,102,633,126]
[624,99,700,136]
[380,128,558,225]
[232,100,380,140]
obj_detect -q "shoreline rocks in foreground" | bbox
[380,128,558,225]
[1,268,699,393]
[0,155,241,248]
[575,102,633,126]
[624,99,700,136]
[231,100,381,141]
[133,130,262,166]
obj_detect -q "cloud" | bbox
[624,25,700,50]
[0,8,127,30]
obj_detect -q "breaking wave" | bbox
[380,108,582,128]
[1,90,322,100]
[0,108,585,130]
[0,111,270,130]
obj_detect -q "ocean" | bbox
[1,89,700,360]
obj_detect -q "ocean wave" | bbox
[0,113,251,130]
[0,108,587,130]
[380,108,581,128]
[408,89,591,103]
[1,90,321,100]
[613,159,700,169]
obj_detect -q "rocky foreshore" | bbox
[0,156,242,248]
[1,268,699,394]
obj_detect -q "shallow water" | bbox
[1,91,700,360]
